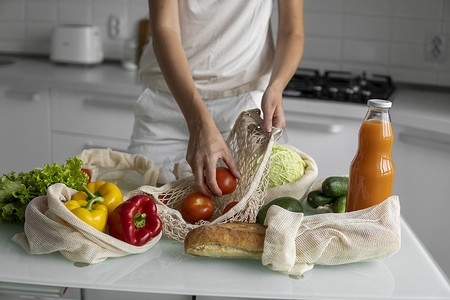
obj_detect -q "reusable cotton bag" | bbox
[76,148,160,193]
[262,196,401,276]
[13,183,161,264]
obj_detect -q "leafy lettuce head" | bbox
[267,143,306,188]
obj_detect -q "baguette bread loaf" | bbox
[184,222,266,259]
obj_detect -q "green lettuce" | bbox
[0,157,88,224]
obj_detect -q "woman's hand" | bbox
[261,85,286,132]
[186,118,240,197]
[261,0,304,132]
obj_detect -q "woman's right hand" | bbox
[186,119,240,197]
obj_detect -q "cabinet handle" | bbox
[0,281,65,298]
[286,119,344,134]
[398,131,450,153]
[84,97,135,110]
[83,143,128,153]
[4,89,41,102]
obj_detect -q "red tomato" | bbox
[221,201,250,222]
[222,201,238,215]
[81,168,91,182]
[181,192,214,224]
[216,167,237,195]
[158,194,169,205]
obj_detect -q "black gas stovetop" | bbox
[283,69,395,104]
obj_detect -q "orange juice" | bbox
[346,100,395,212]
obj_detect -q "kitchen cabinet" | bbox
[393,124,450,274]
[392,124,450,279]
[0,286,81,300]
[50,89,137,164]
[390,87,450,279]
[0,84,51,174]
[0,56,144,170]
[84,289,190,300]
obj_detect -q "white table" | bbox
[0,217,449,300]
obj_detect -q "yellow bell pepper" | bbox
[72,181,123,214]
[65,197,108,232]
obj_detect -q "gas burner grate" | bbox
[283,69,395,104]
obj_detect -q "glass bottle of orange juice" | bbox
[346,99,395,212]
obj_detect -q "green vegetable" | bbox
[0,157,89,224]
[256,196,303,224]
[307,190,334,208]
[267,143,306,188]
[332,195,346,213]
[322,176,348,197]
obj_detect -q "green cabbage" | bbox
[267,143,306,188]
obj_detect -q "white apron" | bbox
[139,0,274,100]
[130,0,274,168]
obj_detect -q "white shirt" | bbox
[139,0,275,100]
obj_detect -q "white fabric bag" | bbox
[13,183,162,264]
[76,148,160,193]
[262,196,401,276]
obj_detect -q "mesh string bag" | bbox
[127,109,289,241]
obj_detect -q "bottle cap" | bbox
[368,99,392,109]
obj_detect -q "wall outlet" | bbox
[108,14,127,39]
[425,31,447,62]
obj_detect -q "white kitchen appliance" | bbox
[50,24,103,65]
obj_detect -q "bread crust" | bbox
[184,222,266,259]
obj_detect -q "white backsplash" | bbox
[299,0,450,87]
[0,0,449,87]
[0,0,149,60]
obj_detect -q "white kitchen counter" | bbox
[0,55,144,96]
[0,217,449,300]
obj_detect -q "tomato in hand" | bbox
[222,201,238,215]
[181,192,214,224]
[216,167,237,195]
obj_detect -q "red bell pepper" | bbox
[108,194,162,246]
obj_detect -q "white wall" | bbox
[0,0,149,60]
[300,0,450,87]
[0,0,450,87]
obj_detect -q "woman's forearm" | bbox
[149,0,214,132]
[268,0,305,92]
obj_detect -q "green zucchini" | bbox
[332,195,346,213]
[322,176,348,197]
[307,190,334,208]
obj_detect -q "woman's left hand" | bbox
[261,86,286,133]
